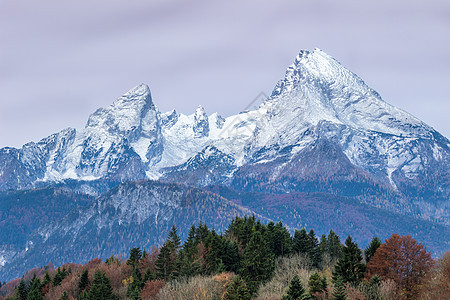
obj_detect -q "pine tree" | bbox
[155,242,175,281]
[282,275,305,300]
[224,276,251,300]
[127,247,143,270]
[88,271,116,300]
[59,292,69,300]
[205,229,225,274]
[26,275,42,300]
[42,271,51,287]
[364,237,381,264]
[332,276,347,300]
[293,228,310,255]
[77,290,89,300]
[319,234,328,256]
[127,268,143,299]
[271,222,293,257]
[308,272,327,295]
[308,229,321,267]
[332,236,365,285]
[53,267,68,287]
[327,230,342,261]
[168,224,181,252]
[15,279,28,300]
[78,269,90,294]
[222,239,240,273]
[240,231,275,295]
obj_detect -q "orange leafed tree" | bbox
[366,234,433,299]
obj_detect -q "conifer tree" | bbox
[308,272,327,295]
[53,267,68,287]
[224,276,251,300]
[273,222,293,257]
[87,271,116,300]
[364,237,381,264]
[319,234,328,256]
[42,271,51,287]
[14,279,28,300]
[332,236,365,285]
[155,241,175,281]
[293,229,311,255]
[222,239,240,273]
[78,270,90,294]
[77,290,89,300]
[127,247,143,270]
[205,229,224,274]
[26,275,42,300]
[127,268,143,299]
[332,276,347,300]
[282,274,306,300]
[168,224,181,252]
[240,231,275,294]
[308,229,321,267]
[327,230,342,261]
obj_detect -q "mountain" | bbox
[0,49,449,281]
[0,180,256,281]
[0,49,448,224]
[0,187,94,271]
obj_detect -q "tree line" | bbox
[1,216,445,300]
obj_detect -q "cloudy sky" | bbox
[1,0,449,147]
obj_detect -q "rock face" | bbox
[2,181,255,280]
[0,49,448,223]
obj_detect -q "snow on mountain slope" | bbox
[0,49,448,222]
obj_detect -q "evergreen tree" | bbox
[222,239,240,273]
[293,228,310,255]
[127,247,143,270]
[240,231,275,295]
[59,292,69,300]
[155,241,175,281]
[195,222,210,243]
[308,272,327,295]
[308,229,321,267]
[42,271,51,287]
[224,276,251,300]
[332,236,365,285]
[78,270,90,294]
[318,234,328,256]
[14,279,28,300]
[53,267,68,287]
[364,237,381,264]
[168,224,181,252]
[327,230,342,261]
[282,275,305,300]
[77,290,89,300]
[87,271,116,300]
[127,268,143,299]
[332,276,347,300]
[26,275,42,300]
[270,222,293,257]
[205,229,225,274]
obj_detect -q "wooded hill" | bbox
[0,216,448,300]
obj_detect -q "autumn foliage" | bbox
[366,234,433,299]
[0,218,446,300]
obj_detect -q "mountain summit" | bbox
[0,49,448,223]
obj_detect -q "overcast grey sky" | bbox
[1,0,449,147]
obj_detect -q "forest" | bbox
[0,216,448,300]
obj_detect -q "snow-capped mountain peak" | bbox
[86,84,155,136]
[0,50,448,224]
[193,105,209,138]
[267,49,429,138]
